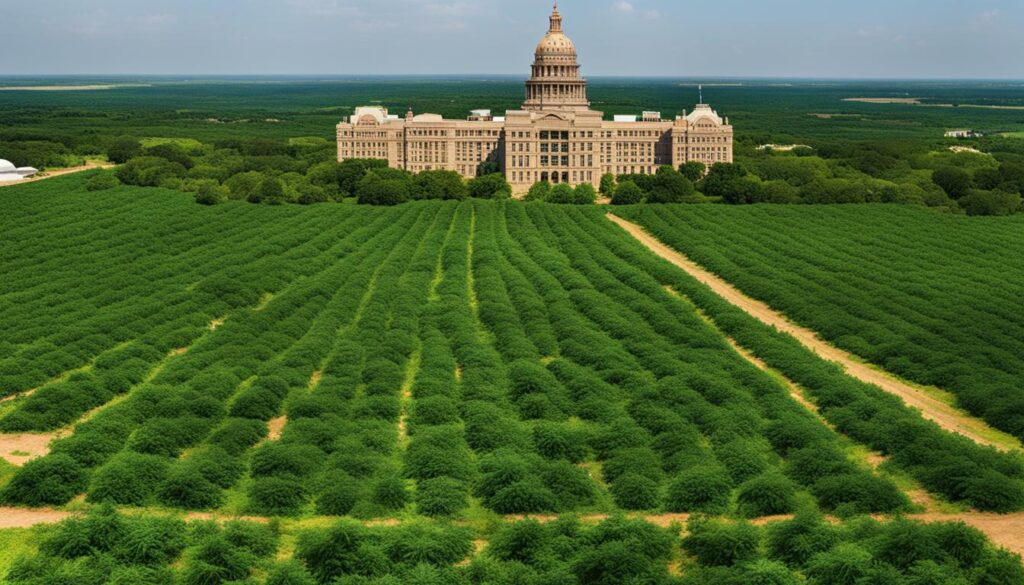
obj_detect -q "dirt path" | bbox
[267,416,287,441]
[0,161,114,188]
[607,213,1022,453]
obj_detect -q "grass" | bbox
[0,526,51,581]
[140,137,205,150]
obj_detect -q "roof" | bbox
[0,159,15,173]
[685,104,724,125]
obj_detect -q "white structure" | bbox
[0,159,38,182]
[945,129,982,138]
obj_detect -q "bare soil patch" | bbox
[607,214,1022,453]
[267,417,287,441]
[0,433,59,466]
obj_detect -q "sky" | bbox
[0,0,1022,78]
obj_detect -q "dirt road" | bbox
[0,161,114,188]
[606,213,1022,453]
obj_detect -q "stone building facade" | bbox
[336,4,733,194]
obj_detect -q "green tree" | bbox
[337,159,389,196]
[647,165,695,203]
[702,162,749,199]
[599,173,617,195]
[477,161,502,177]
[225,171,264,200]
[413,170,468,200]
[611,181,645,205]
[679,160,706,182]
[546,183,576,204]
[357,179,411,206]
[932,167,972,199]
[525,181,552,202]
[250,177,287,205]
[107,136,142,164]
[573,183,598,204]
[468,173,511,199]
[959,190,1023,216]
[195,182,227,206]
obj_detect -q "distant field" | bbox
[618,204,1024,441]
[1,77,1024,145]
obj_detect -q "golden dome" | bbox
[536,32,576,55]
[535,3,576,56]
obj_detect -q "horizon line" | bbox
[1,73,1023,83]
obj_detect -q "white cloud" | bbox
[613,1,635,14]
[970,9,1000,32]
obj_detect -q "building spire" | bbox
[699,84,703,105]
[550,1,562,32]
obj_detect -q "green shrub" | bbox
[682,518,761,567]
[249,476,308,516]
[41,506,125,558]
[182,534,255,585]
[208,418,268,456]
[372,474,408,510]
[113,516,188,565]
[715,439,770,484]
[416,477,468,517]
[736,473,798,518]
[229,387,281,420]
[2,454,87,506]
[811,473,908,514]
[539,460,595,508]
[85,171,120,191]
[188,446,245,489]
[665,466,733,513]
[610,473,660,510]
[532,421,589,462]
[742,559,802,585]
[383,523,473,566]
[224,520,278,557]
[487,477,558,514]
[87,452,169,506]
[765,512,839,567]
[251,443,325,478]
[805,543,873,585]
[266,560,317,585]
[295,520,391,582]
[488,520,548,563]
[316,475,362,516]
[158,465,224,510]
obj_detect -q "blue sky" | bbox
[1,0,1021,78]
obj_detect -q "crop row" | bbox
[577,206,1024,511]
[616,204,1024,440]
[499,203,910,515]
[0,202,417,508]
[6,505,1023,585]
[0,179,388,401]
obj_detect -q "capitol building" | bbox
[336,3,734,194]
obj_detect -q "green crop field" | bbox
[616,204,1024,442]
[2,176,1024,583]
